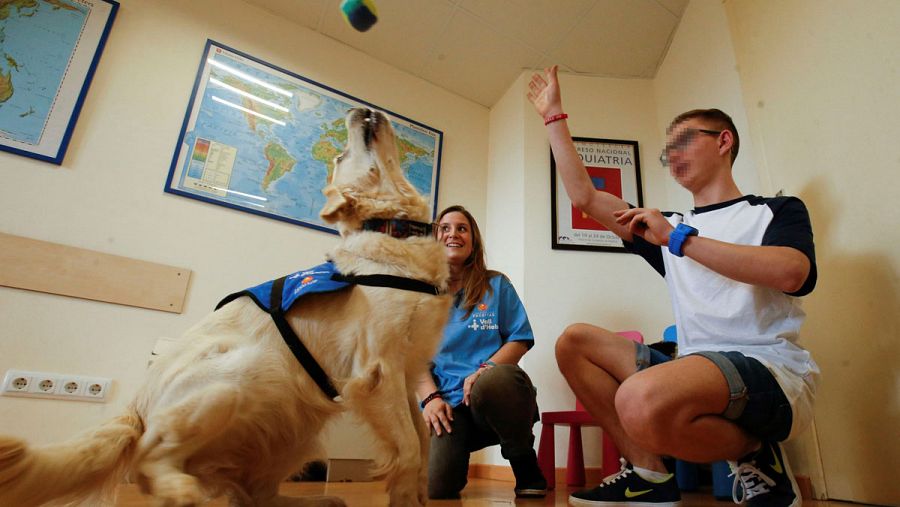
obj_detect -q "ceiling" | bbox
[241,0,690,108]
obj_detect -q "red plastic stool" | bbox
[536,331,644,489]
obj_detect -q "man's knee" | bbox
[614,375,672,452]
[555,323,594,361]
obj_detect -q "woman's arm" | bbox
[417,371,454,436]
[489,341,529,365]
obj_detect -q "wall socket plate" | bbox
[2,369,111,403]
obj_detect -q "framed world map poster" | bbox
[551,137,643,252]
[164,40,443,235]
[0,0,119,164]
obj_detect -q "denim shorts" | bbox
[634,343,793,442]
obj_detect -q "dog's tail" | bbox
[0,409,142,507]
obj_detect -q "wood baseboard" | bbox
[467,463,514,482]
[468,464,606,485]
[796,474,813,500]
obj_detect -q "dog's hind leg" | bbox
[137,382,240,506]
[344,361,424,507]
[240,488,346,507]
[233,478,345,507]
[407,390,429,506]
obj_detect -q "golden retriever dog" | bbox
[0,108,450,507]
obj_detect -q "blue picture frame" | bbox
[0,0,119,165]
[164,40,444,235]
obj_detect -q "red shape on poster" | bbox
[571,167,622,230]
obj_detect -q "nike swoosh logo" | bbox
[771,446,784,474]
[625,487,652,498]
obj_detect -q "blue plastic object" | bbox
[712,460,733,500]
[675,459,698,491]
[663,324,677,342]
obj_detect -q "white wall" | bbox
[0,0,489,460]
[653,0,761,206]
[484,76,527,292]
[724,1,900,504]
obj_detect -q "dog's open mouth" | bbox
[350,107,380,147]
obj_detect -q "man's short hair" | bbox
[669,109,740,165]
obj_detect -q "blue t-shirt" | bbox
[429,274,534,408]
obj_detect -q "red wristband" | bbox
[420,391,443,409]
[544,113,568,126]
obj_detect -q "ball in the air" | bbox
[340,0,378,32]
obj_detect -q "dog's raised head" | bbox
[320,107,430,236]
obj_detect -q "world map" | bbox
[166,43,442,233]
[0,0,88,145]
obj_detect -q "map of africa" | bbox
[0,0,88,145]
[166,42,442,233]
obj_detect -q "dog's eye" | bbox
[335,153,346,164]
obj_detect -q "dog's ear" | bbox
[320,186,354,223]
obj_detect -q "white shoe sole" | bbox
[568,496,681,507]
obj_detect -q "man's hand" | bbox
[422,397,454,436]
[527,65,564,118]
[614,208,674,246]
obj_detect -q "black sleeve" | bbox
[623,234,666,277]
[763,196,817,296]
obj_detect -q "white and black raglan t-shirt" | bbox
[625,195,820,438]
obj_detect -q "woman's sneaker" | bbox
[730,441,800,507]
[510,451,548,498]
[568,458,681,506]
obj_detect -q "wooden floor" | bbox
[116,479,856,506]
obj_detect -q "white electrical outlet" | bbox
[2,370,111,402]
[3,372,32,393]
[31,375,57,394]
[83,379,110,400]
[56,377,84,397]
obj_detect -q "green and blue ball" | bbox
[340,0,378,32]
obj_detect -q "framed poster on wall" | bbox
[0,0,119,164]
[164,40,443,235]
[551,137,643,252]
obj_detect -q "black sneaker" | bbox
[510,451,548,498]
[568,458,681,506]
[730,441,800,507]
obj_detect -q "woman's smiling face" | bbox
[438,211,474,267]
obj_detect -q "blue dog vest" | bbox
[216,261,441,401]
[221,262,352,314]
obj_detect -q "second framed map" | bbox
[165,40,443,234]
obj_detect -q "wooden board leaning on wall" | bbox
[0,232,191,313]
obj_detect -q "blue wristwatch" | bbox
[668,223,698,257]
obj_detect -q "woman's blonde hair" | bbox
[438,205,500,318]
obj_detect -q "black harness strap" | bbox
[330,272,441,295]
[266,273,442,402]
[269,276,341,400]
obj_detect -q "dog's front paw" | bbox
[275,495,347,507]
[152,473,205,507]
[314,497,347,507]
[389,488,424,507]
